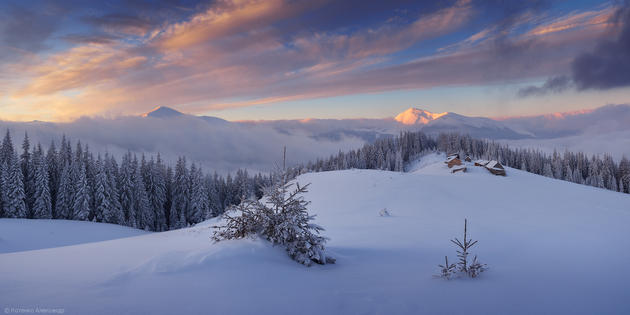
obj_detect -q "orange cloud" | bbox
[528,6,615,37]
[157,0,323,51]
[16,44,147,97]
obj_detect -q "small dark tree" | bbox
[435,256,456,280]
[451,219,478,273]
[438,219,487,279]
[467,255,487,278]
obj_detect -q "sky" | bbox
[0,0,629,122]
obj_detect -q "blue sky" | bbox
[0,0,628,121]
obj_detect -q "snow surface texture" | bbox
[1,155,629,314]
[0,219,148,254]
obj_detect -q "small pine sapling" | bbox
[435,256,456,280]
[467,255,487,278]
[437,219,487,279]
[450,218,478,273]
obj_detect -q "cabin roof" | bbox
[486,160,503,169]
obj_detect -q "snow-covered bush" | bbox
[437,219,487,279]
[213,177,334,266]
[379,208,391,217]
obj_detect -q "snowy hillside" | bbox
[1,155,629,314]
[0,219,148,254]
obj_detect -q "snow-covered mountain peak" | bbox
[143,106,185,118]
[395,107,448,125]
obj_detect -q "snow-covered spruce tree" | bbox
[213,173,334,266]
[451,219,477,274]
[94,156,121,223]
[3,153,27,218]
[118,152,135,227]
[0,129,14,165]
[145,156,167,231]
[55,163,74,219]
[188,163,208,225]
[32,144,52,219]
[72,161,91,221]
[0,162,5,217]
[134,160,154,230]
[438,219,487,279]
[169,157,189,229]
[46,140,59,217]
[21,132,34,217]
[435,256,456,280]
[467,255,487,278]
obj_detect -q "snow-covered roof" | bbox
[475,159,489,165]
[446,156,457,162]
[485,160,505,171]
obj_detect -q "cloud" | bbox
[517,75,572,97]
[0,114,368,174]
[0,2,63,60]
[515,2,629,98]
[60,34,123,45]
[571,2,630,90]
[0,0,623,120]
[16,44,148,97]
[82,13,154,36]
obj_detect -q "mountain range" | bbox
[0,104,627,174]
[143,103,630,141]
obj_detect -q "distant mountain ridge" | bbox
[395,108,448,125]
[143,106,184,118]
[143,106,229,124]
[140,104,630,142]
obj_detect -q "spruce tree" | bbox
[134,162,153,230]
[118,152,135,226]
[72,161,90,220]
[55,163,73,219]
[32,144,52,219]
[3,153,27,218]
[105,155,124,224]
[0,129,14,165]
[46,140,59,216]
[188,163,208,225]
[0,162,7,217]
[143,156,166,231]
[169,157,189,229]
[20,132,34,217]
[93,157,111,222]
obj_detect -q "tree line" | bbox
[0,131,272,231]
[290,132,629,195]
[0,129,627,231]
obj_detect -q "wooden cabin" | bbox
[445,153,460,164]
[451,166,466,174]
[464,155,472,162]
[474,159,489,166]
[484,160,506,176]
[447,157,462,168]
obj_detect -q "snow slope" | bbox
[0,219,149,254]
[1,157,629,314]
